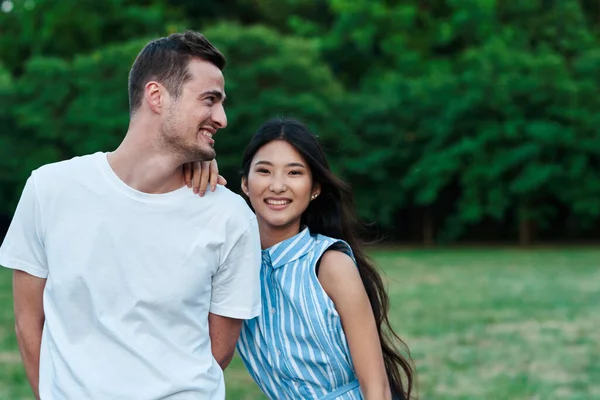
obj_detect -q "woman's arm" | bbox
[318,250,392,400]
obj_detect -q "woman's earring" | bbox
[311,193,318,200]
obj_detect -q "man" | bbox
[0,31,261,399]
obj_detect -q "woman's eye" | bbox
[289,170,303,176]
[256,168,270,174]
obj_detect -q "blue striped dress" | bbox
[237,227,363,400]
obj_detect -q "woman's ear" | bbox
[310,183,321,201]
[241,177,249,197]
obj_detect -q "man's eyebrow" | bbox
[200,90,226,102]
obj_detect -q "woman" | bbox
[187,118,414,399]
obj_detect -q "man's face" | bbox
[159,58,227,162]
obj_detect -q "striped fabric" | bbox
[237,228,363,400]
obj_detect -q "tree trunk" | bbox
[423,208,434,246]
[518,201,534,246]
[519,218,532,246]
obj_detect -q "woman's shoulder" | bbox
[311,233,355,260]
[311,232,346,248]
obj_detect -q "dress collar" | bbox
[263,228,314,269]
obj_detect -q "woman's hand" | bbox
[183,159,227,196]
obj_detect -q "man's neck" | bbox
[108,132,185,195]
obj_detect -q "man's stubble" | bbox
[158,104,216,163]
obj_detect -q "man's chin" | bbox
[188,148,216,163]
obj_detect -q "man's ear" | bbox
[145,81,163,114]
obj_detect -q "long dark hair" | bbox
[241,117,415,399]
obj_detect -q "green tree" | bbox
[2,0,600,244]
[4,40,143,213]
[0,0,173,75]
[309,0,600,243]
[200,23,349,187]
[4,23,348,212]
[0,63,19,210]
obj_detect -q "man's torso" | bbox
[32,152,249,399]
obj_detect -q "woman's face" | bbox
[242,140,320,238]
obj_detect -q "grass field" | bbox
[1,248,599,399]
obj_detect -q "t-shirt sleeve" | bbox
[0,175,48,278]
[209,216,261,319]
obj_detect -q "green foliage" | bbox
[1,0,600,243]
[201,23,349,185]
[0,63,18,209]
[3,40,147,210]
[0,0,172,75]
[320,0,600,241]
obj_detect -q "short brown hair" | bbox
[128,30,226,115]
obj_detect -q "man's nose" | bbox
[211,103,227,129]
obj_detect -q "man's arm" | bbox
[208,313,243,369]
[208,215,261,368]
[208,215,261,369]
[13,270,46,400]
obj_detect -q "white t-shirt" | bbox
[0,152,262,399]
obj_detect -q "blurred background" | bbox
[0,0,599,399]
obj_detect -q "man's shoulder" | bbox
[199,186,257,234]
[32,152,102,180]
[207,186,254,219]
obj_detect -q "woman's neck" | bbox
[258,219,302,250]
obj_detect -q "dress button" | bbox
[277,349,282,356]
[271,307,276,314]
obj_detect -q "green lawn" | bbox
[1,248,599,399]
